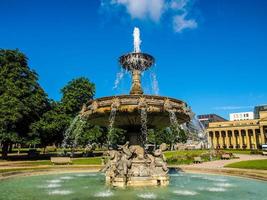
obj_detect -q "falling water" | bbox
[133,27,141,53]
[108,108,117,131]
[62,115,81,148]
[72,118,86,148]
[186,114,208,146]
[150,71,159,95]
[140,108,148,146]
[113,69,125,90]
[62,115,87,149]
[107,107,117,146]
[168,109,181,133]
[168,110,204,144]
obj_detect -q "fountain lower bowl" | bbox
[81,95,191,129]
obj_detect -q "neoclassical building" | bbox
[207,111,267,149]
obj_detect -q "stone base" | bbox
[106,175,169,187]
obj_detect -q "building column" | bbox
[216,131,219,149]
[219,131,223,149]
[234,130,238,149]
[215,131,219,148]
[252,129,257,149]
[225,131,230,148]
[245,129,250,149]
[212,133,217,148]
[260,127,266,145]
[239,130,243,149]
[231,130,236,149]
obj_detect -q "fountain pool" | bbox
[0,172,266,200]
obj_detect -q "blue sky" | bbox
[1,0,267,119]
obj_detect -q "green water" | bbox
[0,172,266,200]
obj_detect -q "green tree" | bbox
[107,128,126,146]
[177,128,188,143]
[77,124,104,146]
[31,77,97,150]
[0,49,49,159]
[147,126,188,150]
[61,77,95,115]
[30,102,71,151]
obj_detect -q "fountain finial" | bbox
[133,27,141,53]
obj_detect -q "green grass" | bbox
[72,157,102,165]
[164,150,209,158]
[164,150,216,165]
[11,157,103,166]
[225,159,267,170]
[224,149,252,155]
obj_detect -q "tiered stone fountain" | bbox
[80,27,191,187]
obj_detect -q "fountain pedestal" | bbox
[103,143,169,187]
[126,176,169,187]
[130,70,143,95]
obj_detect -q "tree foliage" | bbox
[108,128,126,146]
[147,126,189,149]
[30,78,96,149]
[0,49,49,158]
[61,77,95,115]
[30,102,71,148]
[76,124,104,146]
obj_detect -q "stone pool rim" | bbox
[1,165,267,182]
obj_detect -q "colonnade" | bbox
[208,128,266,149]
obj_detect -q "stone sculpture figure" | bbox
[101,140,170,186]
[150,143,168,175]
[101,150,121,180]
[138,97,147,109]
[111,98,120,110]
[163,99,172,111]
[116,142,132,177]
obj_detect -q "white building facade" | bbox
[229,112,254,121]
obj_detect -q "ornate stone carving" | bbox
[102,142,169,186]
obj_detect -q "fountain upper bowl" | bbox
[119,53,154,71]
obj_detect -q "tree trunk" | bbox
[1,142,9,159]
[8,143,13,153]
[170,142,174,151]
[43,146,46,154]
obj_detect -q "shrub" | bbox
[250,149,263,155]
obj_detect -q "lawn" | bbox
[1,149,259,168]
[164,150,214,165]
[225,159,267,170]
[164,150,209,158]
[72,157,102,165]
[16,157,103,166]
[224,149,252,155]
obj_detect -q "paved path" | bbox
[179,154,266,169]
[174,154,267,181]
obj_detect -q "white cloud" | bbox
[170,0,188,10]
[102,0,198,33]
[173,13,197,32]
[110,0,165,22]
